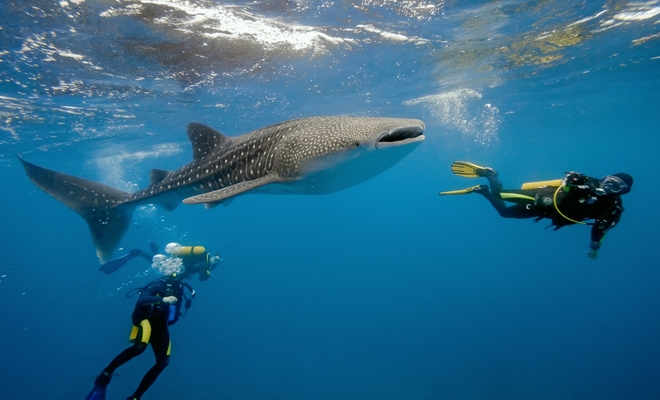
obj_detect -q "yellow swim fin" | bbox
[450,161,496,178]
[439,185,488,196]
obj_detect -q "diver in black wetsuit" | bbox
[85,260,196,400]
[99,227,222,280]
[167,243,222,282]
[441,161,633,260]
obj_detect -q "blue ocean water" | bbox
[2,1,660,399]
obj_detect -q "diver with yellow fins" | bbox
[84,243,222,400]
[440,161,633,260]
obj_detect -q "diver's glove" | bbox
[565,172,587,186]
[586,241,600,260]
[163,296,178,304]
[565,172,596,192]
[566,171,601,193]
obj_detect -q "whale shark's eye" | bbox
[354,142,360,147]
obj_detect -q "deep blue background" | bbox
[1,1,660,399]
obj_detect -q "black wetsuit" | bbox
[479,174,624,249]
[101,277,187,399]
[178,251,214,281]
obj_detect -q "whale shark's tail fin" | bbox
[19,156,135,263]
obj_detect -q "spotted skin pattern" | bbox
[20,116,424,262]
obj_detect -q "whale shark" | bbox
[20,116,425,263]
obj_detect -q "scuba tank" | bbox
[521,175,590,226]
[520,178,562,190]
[520,178,562,210]
[168,245,206,257]
[167,304,177,322]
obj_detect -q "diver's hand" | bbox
[566,172,587,186]
[587,241,600,260]
[586,249,599,260]
[162,296,178,304]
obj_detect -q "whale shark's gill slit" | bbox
[377,128,424,144]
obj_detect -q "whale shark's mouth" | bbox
[376,126,425,149]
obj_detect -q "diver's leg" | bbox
[94,321,150,389]
[479,193,539,219]
[129,317,170,399]
[102,320,151,375]
[473,172,509,213]
[476,189,518,217]
[476,186,538,219]
[478,173,540,219]
[483,172,504,197]
[494,203,538,219]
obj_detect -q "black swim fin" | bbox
[99,248,153,274]
[84,372,112,400]
[98,253,133,274]
[84,385,107,400]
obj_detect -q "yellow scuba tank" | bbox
[521,179,563,190]
[169,245,206,257]
[519,179,587,225]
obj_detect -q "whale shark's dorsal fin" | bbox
[187,122,232,160]
[150,169,170,185]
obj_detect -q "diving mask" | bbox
[596,175,628,196]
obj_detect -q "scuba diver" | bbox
[84,246,221,400]
[99,225,222,279]
[440,161,633,260]
[164,242,223,282]
[98,224,160,274]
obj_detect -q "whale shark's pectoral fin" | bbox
[182,174,284,205]
[202,197,235,210]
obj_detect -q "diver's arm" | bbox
[163,283,184,304]
[136,293,164,305]
[136,281,171,305]
[587,198,624,258]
